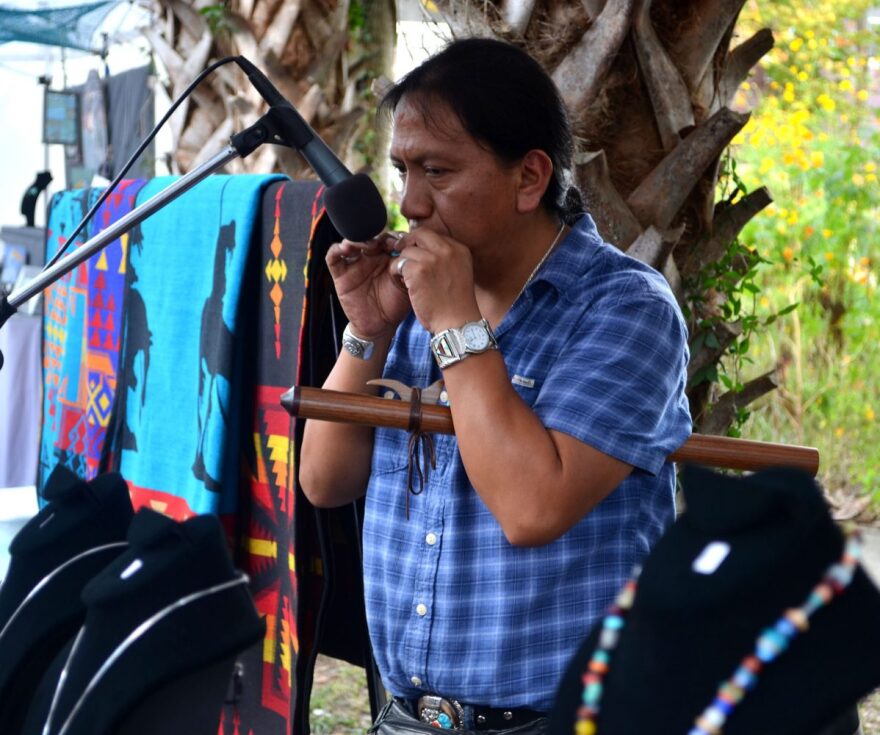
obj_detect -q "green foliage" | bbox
[387,200,408,232]
[686,155,800,437]
[349,0,371,42]
[199,3,234,37]
[730,0,880,501]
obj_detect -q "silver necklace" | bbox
[515,222,566,303]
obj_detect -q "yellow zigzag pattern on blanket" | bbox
[267,434,290,488]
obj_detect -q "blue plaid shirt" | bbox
[362,215,692,712]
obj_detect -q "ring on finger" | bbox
[395,256,409,276]
[340,254,360,265]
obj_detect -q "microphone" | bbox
[235,56,387,242]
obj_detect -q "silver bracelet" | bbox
[342,322,375,360]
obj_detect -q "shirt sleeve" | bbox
[533,280,692,475]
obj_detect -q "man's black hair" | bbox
[381,37,584,224]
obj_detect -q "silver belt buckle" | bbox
[417,695,465,730]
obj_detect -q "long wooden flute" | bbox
[281,386,820,476]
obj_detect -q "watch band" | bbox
[342,323,375,360]
[430,318,497,369]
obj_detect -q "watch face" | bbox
[462,322,491,351]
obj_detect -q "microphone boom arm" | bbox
[5,146,241,311]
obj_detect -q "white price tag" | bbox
[692,541,731,575]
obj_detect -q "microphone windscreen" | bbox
[323,173,387,242]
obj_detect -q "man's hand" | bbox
[327,233,413,340]
[394,228,481,334]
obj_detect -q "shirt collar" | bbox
[525,213,606,297]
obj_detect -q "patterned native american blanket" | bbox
[106,174,283,519]
[40,179,147,484]
[38,176,374,735]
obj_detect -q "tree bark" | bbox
[552,0,636,115]
[626,107,749,229]
[625,224,685,271]
[575,149,643,248]
[699,370,778,435]
[632,0,694,152]
[681,186,772,277]
[667,0,747,91]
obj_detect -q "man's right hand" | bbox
[327,233,412,341]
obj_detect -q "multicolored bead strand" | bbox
[574,575,638,735]
[574,527,861,735]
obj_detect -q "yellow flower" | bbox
[789,38,804,52]
[847,56,857,67]
[858,90,869,102]
[822,229,832,239]
[861,257,870,267]
[835,427,845,438]
[810,151,824,168]
[759,157,774,174]
[783,83,796,103]
[839,79,853,92]
[760,296,770,308]
[741,81,751,91]
[817,94,835,111]
[868,174,878,183]
[866,407,876,423]
[865,162,876,173]
[798,71,809,82]
[852,173,865,186]
[824,252,835,262]
[783,246,795,262]
[771,80,781,90]
[787,211,799,226]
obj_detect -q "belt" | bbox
[412,695,546,730]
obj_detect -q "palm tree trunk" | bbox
[435,0,776,433]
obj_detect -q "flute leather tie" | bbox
[368,379,442,519]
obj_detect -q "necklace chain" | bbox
[574,526,862,735]
[515,222,566,303]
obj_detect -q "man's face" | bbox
[389,95,522,253]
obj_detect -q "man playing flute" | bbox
[300,37,692,733]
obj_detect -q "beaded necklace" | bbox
[575,526,862,735]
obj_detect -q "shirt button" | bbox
[425,532,437,546]
[411,675,422,687]
[416,603,428,616]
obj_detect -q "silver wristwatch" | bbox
[430,318,498,369]
[342,323,375,360]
